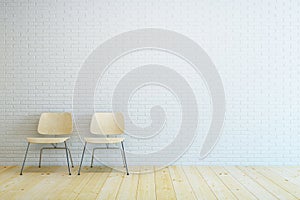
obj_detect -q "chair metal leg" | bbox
[119,144,126,168]
[78,142,87,175]
[39,146,74,168]
[121,141,129,175]
[39,148,44,168]
[67,148,74,168]
[90,147,118,168]
[20,142,30,175]
[91,148,95,168]
[64,141,71,175]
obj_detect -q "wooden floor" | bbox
[0,166,300,200]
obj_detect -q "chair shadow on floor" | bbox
[19,166,114,175]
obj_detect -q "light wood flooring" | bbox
[0,166,300,199]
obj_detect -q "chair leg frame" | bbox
[90,147,118,168]
[119,145,126,168]
[79,142,129,175]
[90,147,95,168]
[20,142,72,175]
[121,141,129,175]
[20,142,30,175]
[39,146,74,168]
[20,141,129,176]
[78,142,87,175]
[64,141,71,175]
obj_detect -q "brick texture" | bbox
[1,0,300,166]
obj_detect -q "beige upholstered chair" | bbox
[20,112,73,175]
[78,112,129,175]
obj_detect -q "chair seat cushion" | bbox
[27,137,70,144]
[84,137,124,144]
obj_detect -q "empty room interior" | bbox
[1,0,300,199]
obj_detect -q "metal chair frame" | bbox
[39,144,74,168]
[78,142,129,175]
[77,113,129,175]
[20,112,73,175]
[20,141,72,175]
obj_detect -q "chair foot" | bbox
[127,172,129,175]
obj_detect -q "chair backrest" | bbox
[90,112,124,135]
[38,112,73,135]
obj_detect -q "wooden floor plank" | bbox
[225,166,277,200]
[0,166,13,173]
[116,168,139,200]
[268,167,300,185]
[154,166,176,200]
[197,166,238,200]
[182,166,217,200]
[0,167,53,199]
[251,167,300,199]
[96,168,124,199]
[52,167,94,200]
[168,166,196,200]
[0,166,20,191]
[16,167,68,200]
[210,166,258,200]
[137,166,156,200]
[239,167,297,200]
[0,167,42,192]
[75,167,112,200]
[0,166,300,200]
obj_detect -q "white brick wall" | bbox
[1,0,300,166]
